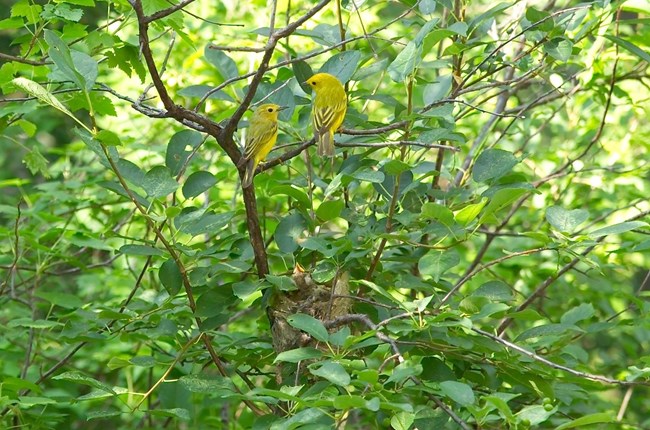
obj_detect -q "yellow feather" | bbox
[239,104,285,188]
[306,73,347,157]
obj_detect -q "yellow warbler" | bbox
[306,73,347,157]
[238,104,287,188]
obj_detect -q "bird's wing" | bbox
[243,120,278,160]
[313,98,347,131]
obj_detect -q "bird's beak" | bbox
[278,106,289,111]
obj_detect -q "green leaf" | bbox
[292,59,314,93]
[274,347,323,363]
[320,50,361,83]
[384,159,412,175]
[388,42,420,82]
[129,356,156,367]
[96,130,121,146]
[8,318,63,329]
[64,0,95,6]
[479,188,529,224]
[274,212,307,253]
[419,0,436,14]
[353,168,385,183]
[516,323,581,342]
[554,412,614,430]
[473,149,518,183]
[142,166,179,198]
[159,259,183,296]
[268,408,325,430]
[414,18,440,45]
[310,361,351,386]
[560,303,595,325]
[545,206,588,233]
[42,4,83,22]
[265,275,296,291]
[34,291,83,309]
[195,289,232,319]
[421,202,454,225]
[166,130,204,176]
[119,244,164,256]
[516,404,554,426]
[53,371,116,395]
[11,0,42,24]
[182,171,217,198]
[86,410,122,420]
[270,185,311,209]
[232,280,258,299]
[117,158,146,185]
[18,396,57,407]
[178,375,231,393]
[15,119,36,136]
[526,7,554,32]
[455,198,488,226]
[175,210,232,236]
[391,412,415,430]
[23,148,49,177]
[386,361,423,384]
[423,75,452,105]
[12,77,76,120]
[149,408,190,420]
[418,249,460,282]
[605,35,650,63]
[439,381,475,406]
[286,313,329,342]
[544,37,573,62]
[204,46,238,81]
[45,30,97,92]
[333,395,366,410]
[589,221,647,237]
[472,281,513,301]
[316,200,344,222]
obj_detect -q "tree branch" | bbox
[473,328,648,386]
[0,52,50,66]
[143,0,196,24]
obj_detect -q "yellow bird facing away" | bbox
[238,104,287,188]
[306,73,347,157]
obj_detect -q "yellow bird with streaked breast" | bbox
[238,104,287,188]
[306,73,347,157]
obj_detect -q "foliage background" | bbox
[1,0,650,428]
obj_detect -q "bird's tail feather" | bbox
[317,130,334,157]
[242,160,255,188]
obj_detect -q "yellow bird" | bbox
[306,73,347,157]
[238,104,287,188]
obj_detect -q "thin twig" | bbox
[473,328,647,386]
[336,141,460,151]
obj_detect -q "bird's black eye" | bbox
[311,81,316,85]
[268,108,273,112]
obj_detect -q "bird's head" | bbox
[253,104,287,120]
[305,73,343,92]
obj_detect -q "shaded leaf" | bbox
[473,149,518,183]
[545,206,588,233]
[182,171,217,198]
[159,259,182,296]
[439,381,475,406]
[142,166,179,198]
[287,313,328,342]
[310,361,350,386]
